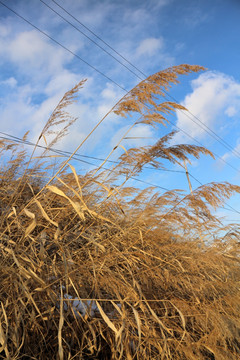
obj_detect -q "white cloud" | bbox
[110,124,154,149]
[175,71,240,143]
[44,70,81,96]
[4,30,72,76]
[225,106,237,117]
[51,0,113,29]
[118,35,174,74]
[136,37,164,57]
[0,91,36,134]
[122,0,169,28]
[97,83,124,119]
[0,0,173,161]
[0,22,87,142]
[0,23,11,37]
[49,81,124,155]
[0,72,85,145]
[221,142,240,162]
[123,7,151,27]
[182,4,209,28]
[101,83,119,100]
[1,77,17,87]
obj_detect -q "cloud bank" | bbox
[175,71,240,143]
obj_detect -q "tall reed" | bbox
[0,64,239,359]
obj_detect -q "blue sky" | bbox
[1,0,240,223]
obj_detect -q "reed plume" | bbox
[0,65,239,360]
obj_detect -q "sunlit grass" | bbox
[0,65,239,359]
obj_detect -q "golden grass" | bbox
[0,64,240,359]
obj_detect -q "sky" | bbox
[0,0,240,224]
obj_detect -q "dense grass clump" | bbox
[0,65,240,359]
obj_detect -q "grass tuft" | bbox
[0,65,239,359]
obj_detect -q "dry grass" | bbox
[0,64,240,359]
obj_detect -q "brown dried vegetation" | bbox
[0,65,240,359]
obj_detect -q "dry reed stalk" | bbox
[0,64,240,359]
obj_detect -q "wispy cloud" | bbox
[111,124,155,149]
[174,71,240,143]
[135,37,164,57]
[182,4,210,28]
[221,142,240,164]
[0,29,73,78]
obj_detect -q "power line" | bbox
[0,131,185,174]
[1,0,240,177]
[50,0,144,77]
[159,91,240,159]
[186,171,240,216]
[166,118,240,174]
[0,134,181,194]
[221,220,240,222]
[1,0,240,217]
[43,0,240,161]
[220,203,240,216]
[0,0,127,93]
[1,132,239,216]
[188,173,203,186]
[39,0,143,81]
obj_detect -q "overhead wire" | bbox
[1,0,240,177]
[0,0,127,93]
[50,0,144,77]
[0,1,239,217]
[185,171,240,216]
[0,133,179,193]
[0,131,185,174]
[41,0,240,160]
[165,118,240,173]
[39,0,143,81]
[1,132,239,216]
[221,220,240,222]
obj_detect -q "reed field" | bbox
[0,64,239,359]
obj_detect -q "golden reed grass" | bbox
[0,65,239,359]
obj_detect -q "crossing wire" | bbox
[0,1,127,93]
[1,132,240,216]
[0,1,240,217]
[0,134,178,193]
[1,0,240,176]
[50,0,144,77]
[39,0,143,81]
[42,0,240,160]
[0,131,185,174]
